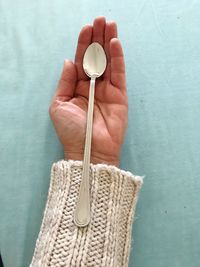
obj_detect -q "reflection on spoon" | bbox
[74,42,107,227]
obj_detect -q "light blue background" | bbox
[0,0,200,266]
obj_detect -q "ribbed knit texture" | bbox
[30,160,143,267]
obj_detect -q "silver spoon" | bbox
[74,42,107,227]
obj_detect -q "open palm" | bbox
[49,17,128,166]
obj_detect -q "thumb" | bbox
[54,59,77,101]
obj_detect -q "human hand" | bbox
[49,17,128,167]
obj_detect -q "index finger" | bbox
[75,25,92,81]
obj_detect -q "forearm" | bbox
[30,160,143,267]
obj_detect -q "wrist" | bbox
[64,151,120,167]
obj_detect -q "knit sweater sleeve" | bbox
[30,160,143,267]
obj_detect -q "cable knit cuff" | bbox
[30,160,143,267]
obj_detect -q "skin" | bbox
[49,17,128,167]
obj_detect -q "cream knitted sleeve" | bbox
[30,160,143,267]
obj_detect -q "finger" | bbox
[110,38,126,90]
[103,22,117,79]
[54,60,77,101]
[92,16,106,46]
[75,25,93,80]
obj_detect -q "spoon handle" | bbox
[74,76,96,227]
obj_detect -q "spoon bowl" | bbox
[83,42,107,78]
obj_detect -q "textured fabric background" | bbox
[0,1,200,266]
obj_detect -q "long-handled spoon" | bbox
[74,42,107,227]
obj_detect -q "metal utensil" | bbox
[74,42,107,227]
